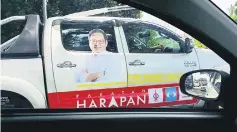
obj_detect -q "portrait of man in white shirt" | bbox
[75,29,124,83]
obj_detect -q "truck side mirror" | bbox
[190,41,194,49]
[184,38,193,53]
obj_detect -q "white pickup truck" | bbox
[1,12,229,109]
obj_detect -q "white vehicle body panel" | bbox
[43,17,58,93]
[1,58,47,108]
[213,64,230,74]
[194,48,229,69]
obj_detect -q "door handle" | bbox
[57,61,77,68]
[129,60,145,66]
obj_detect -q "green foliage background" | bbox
[194,39,207,49]
[193,1,237,49]
[229,1,237,22]
[1,0,140,44]
[135,30,179,49]
[1,0,236,47]
[146,30,179,48]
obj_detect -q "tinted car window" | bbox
[122,22,185,53]
[61,21,118,53]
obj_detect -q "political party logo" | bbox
[165,87,177,102]
[148,88,163,104]
[178,88,193,101]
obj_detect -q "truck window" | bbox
[122,22,184,53]
[61,21,118,53]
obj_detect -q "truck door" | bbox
[50,20,127,108]
[119,22,199,108]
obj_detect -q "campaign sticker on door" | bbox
[71,29,127,88]
[148,88,163,104]
[74,54,124,82]
[178,88,193,101]
[164,87,177,102]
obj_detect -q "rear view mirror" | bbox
[179,69,229,100]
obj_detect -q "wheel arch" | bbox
[1,76,47,108]
[1,90,34,108]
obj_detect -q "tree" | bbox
[228,1,237,22]
[1,0,43,44]
[1,0,139,43]
[194,39,207,49]
[193,1,237,49]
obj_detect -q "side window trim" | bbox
[114,26,125,53]
[118,26,130,53]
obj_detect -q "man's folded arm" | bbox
[85,73,103,82]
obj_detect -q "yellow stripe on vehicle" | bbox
[77,73,184,88]
[128,73,183,84]
[77,82,127,88]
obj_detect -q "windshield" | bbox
[1,0,232,110]
[211,0,237,23]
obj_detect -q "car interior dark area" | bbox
[2,0,237,132]
[1,108,226,132]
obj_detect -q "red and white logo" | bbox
[148,88,163,104]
